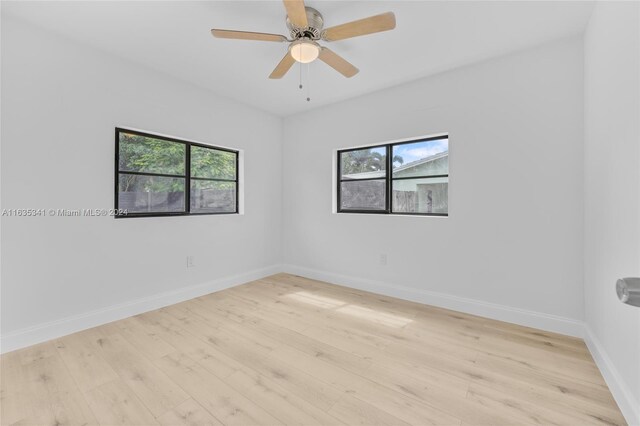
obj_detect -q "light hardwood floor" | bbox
[0,273,626,426]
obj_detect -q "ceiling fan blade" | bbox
[283,0,308,28]
[318,47,359,78]
[323,12,396,42]
[211,29,288,42]
[269,52,296,79]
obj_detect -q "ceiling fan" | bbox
[210,0,396,79]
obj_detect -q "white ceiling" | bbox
[3,1,594,116]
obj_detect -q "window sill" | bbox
[115,212,240,219]
[334,211,448,218]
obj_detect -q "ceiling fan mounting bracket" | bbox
[286,7,324,40]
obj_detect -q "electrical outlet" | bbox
[186,256,196,268]
[379,253,387,265]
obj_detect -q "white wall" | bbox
[0,16,283,350]
[584,2,640,424]
[283,37,585,335]
[1,7,638,421]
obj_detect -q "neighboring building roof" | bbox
[342,151,448,180]
[392,151,448,173]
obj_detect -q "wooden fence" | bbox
[119,188,234,212]
[341,180,426,213]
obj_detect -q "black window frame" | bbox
[337,134,449,217]
[115,128,239,218]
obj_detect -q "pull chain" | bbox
[306,63,311,102]
[295,59,311,102]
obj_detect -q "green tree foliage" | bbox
[118,133,236,193]
[191,146,236,180]
[119,133,185,192]
[341,148,403,175]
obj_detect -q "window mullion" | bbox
[386,144,392,214]
[337,150,342,212]
[190,176,237,182]
[235,149,239,213]
[116,170,186,179]
[185,143,191,213]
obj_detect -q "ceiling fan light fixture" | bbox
[289,39,320,63]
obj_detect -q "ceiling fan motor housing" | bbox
[286,7,324,40]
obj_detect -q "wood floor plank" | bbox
[54,330,120,392]
[1,345,99,426]
[473,352,619,411]
[475,333,601,377]
[479,318,588,351]
[465,371,626,426]
[268,341,470,426]
[193,292,259,324]
[157,303,346,413]
[466,383,624,426]
[13,341,59,366]
[227,290,321,333]
[2,342,63,424]
[107,316,177,361]
[0,273,626,426]
[134,310,245,379]
[156,398,224,426]
[475,348,607,389]
[238,344,344,412]
[1,351,28,425]
[84,379,159,425]
[265,323,374,376]
[327,394,412,426]
[9,389,99,426]
[223,368,345,425]
[83,329,190,418]
[264,274,422,317]
[345,372,463,426]
[153,352,283,426]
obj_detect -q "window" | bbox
[337,135,448,216]
[115,128,239,217]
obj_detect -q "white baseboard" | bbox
[0,264,282,354]
[584,326,640,426]
[282,264,584,338]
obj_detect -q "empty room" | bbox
[1,0,639,425]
